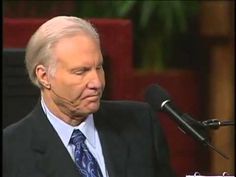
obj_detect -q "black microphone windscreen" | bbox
[145,84,171,111]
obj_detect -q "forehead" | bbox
[53,33,102,65]
[55,32,99,51]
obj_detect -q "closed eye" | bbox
[96,64,103,70]
[72,67,90,75]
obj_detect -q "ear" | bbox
[35,65,51,89]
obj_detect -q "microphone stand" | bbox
[200,119,235,159]
[181,115,235,159]
[201,119,235,130]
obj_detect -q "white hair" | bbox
[25,16,100,88]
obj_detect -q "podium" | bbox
[186,171,234,177]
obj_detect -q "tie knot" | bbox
[70,129,86,146]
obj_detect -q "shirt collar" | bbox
[41,98,96,148]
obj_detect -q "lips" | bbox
[83,94,101,101]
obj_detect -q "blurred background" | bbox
[3,1,234,177]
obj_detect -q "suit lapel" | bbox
[94,104,128,177]
[28,101,128,177]
[29,103,81,177]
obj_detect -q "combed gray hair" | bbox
[25,16,100,88]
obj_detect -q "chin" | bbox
[87,101,100,113]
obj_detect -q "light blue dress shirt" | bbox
[41,98,109,177]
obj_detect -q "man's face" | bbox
[47,33,105,119]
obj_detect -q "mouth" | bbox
[83,94,101,101]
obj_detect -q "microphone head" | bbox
[145,84,171,111]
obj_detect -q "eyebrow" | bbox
[69,60,103,71]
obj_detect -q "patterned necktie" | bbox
[70,129,103,177]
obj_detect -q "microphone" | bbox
[145,84,229,159]
[41,82,80,107]
[51,88,80,107]
[145,84,208,143]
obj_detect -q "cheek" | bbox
[100,70,106,85]
[67,78,85,94]
[52,74,84,95]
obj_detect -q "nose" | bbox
[87,69,104,90]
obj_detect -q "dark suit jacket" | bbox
[3,100,176,177]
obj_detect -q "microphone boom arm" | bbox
[201,119,235,129]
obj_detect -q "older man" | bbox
[3,16,176,177]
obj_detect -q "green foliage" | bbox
[74,0,200,70]
[4,0,200,70]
